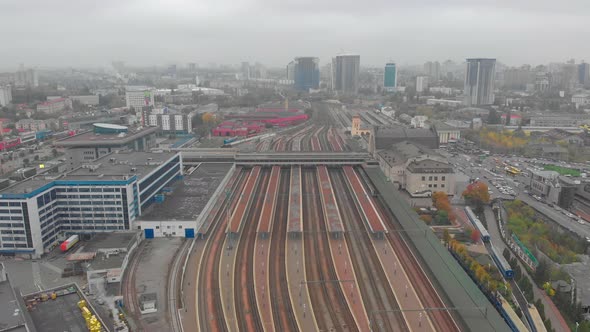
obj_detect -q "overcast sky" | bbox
[2,0,590,70]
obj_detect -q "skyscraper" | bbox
[578,62,590,86]
[15,64,38,87]
[423,61,441,81]
[383,63,397,92]
[293,57,320,92]
[241,62,250,80]
[464,58,496,106]
[286,61,296,81]
[332,54,360,95]
[416,76,429,93]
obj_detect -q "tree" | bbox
[23,158,30,166]
[51,148,58,157]
[462,181,490,211]
[488,109,501,124]
[202,112,215,124]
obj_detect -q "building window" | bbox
[421,176,425,181]
[156,226,160,229]
[441,184,445,188]
[433,184,438,188]
[428,184,432,188]
[434,176,438,181]
[442,176,446,181]
[428,176,433,181]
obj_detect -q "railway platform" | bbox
[253,236,274,331]
[286,236,318,331]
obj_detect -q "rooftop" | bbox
[0,151,177,195]
[55,126,158,147]
[0,267,28,332]
[79,232,139,253]
[140,163,232,221]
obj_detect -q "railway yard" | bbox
[181,121,463,332]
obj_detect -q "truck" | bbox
[60,235,79,252]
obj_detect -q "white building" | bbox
[18,131,36,144]
[125,87,155,110]
[15,66,38,87]
[147,108,194,134]
[16,119,48,132]
[572,94,590,108]
[426,99,463,107]
[416,76,429,93]
[410,116,428,128]
[0,85,12,107]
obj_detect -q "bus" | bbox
[505,166,521,175]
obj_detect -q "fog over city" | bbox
[2,0,590,69]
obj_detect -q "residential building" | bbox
[15,65,38,87]
[188,63,197,72]
[423,61,441,81]
[125,86,155,110]
[464,58,496,106]
[376,141,455,196]
[147,108,194,134]
[0,85,12,106]
[37,98,71,114]
[16,119,48,132]
[293,57,320,92]
[55,123,158,170]
[384,63,397,92]
[416,76,429,93]
[502,67,533,90]
[332,54,360,95]
[429,87,460,95]
[0,151,182,257]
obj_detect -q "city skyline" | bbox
[1,0,590,69]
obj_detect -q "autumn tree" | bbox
[470,229,481,243]
[432,191,455,222]
[462,181,490,213]
[443,229,451,245]
[202,112,215,124]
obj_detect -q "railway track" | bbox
[234,168,269,332]
[269,168,298,331]
[330,168,408,332]
[197,169,249,332]
[122,240,146,331]
[356,167,461,331]
[302,168,358,332]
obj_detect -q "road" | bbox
[447,151,590,239]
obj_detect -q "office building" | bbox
[286,61,295,81]
[0,151,182,257]
[423,61,441,81]
[16,119,48,132]
[15,65,38,87]
[0,85,12,106]
[332,54,360,95]
[55,123,158,170]
[383,63,397,92]
[293,57,320,92]
[464,58,496,106]
[416,76,429,93]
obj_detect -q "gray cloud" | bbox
[1,0,589,69]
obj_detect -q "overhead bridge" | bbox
[234,152,369,166]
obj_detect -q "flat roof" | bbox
[56,126,158,147]
[27,291,91,332]
[94,123,127,130]
[0,279,27,332]
[0,152,177,195]
[140,163,232,221]
[78,232,139,252]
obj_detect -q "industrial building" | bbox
[56,123,158,170]
[0,151,182,258]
